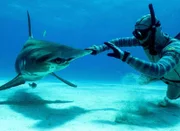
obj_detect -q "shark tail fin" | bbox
[0,74,26,91]
[27,11,33,38]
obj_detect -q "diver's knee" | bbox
[166,94,180,100]
[166,85,180,100]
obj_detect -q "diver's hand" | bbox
[104,42,124,59]
[85,45,100,55]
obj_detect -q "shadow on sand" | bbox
[0,89,118,129]
[93,99,180,128]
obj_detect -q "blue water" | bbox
[1,0,180,83]
[1,1,180,131]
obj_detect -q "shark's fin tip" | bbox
[0,74,25,91]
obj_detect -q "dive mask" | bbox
[132,21,161,40]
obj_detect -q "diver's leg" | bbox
[166,84,180,99]
[159,84,180,107]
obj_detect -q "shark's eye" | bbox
[53,58,66,64]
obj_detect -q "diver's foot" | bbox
[158,97,171,107]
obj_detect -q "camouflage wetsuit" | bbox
[94,34,180,100]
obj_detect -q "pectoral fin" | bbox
[0,74,26,91]
[51,73,77,88]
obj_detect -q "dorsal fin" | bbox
[27,11,32,38]
[175,32,180,40]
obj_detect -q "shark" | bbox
[0,11,92,91]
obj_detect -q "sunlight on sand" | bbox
[0,81,179,131]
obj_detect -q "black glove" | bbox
[104,42,130,61]
[104,42,123,59]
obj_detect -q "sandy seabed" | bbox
[0,80,179,131]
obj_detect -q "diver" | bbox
[86,4,180,107]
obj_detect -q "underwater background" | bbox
[1,0,180,83]
[0,1,180,131]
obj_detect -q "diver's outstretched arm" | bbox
[86,36,140,55]
[104,42,180,78]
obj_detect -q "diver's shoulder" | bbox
[162,38,180,55]
[164,32,180,43]
[168,37,180,43]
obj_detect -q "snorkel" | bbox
[148,4,158,55]
[133,4,161,55]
